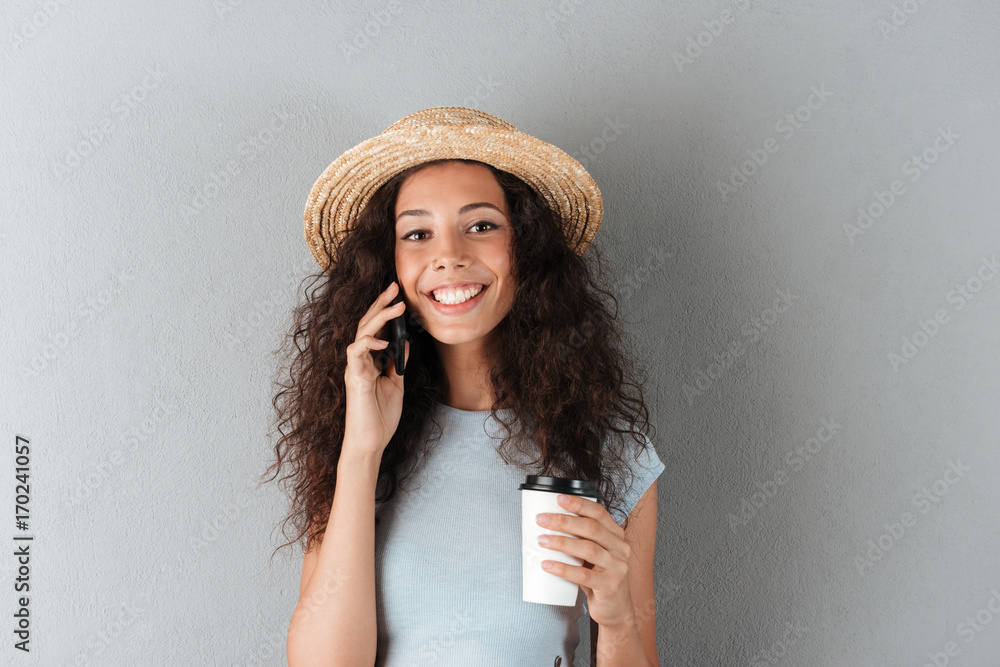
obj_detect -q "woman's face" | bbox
[394,160,516,349]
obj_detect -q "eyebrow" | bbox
[396,202,505,222]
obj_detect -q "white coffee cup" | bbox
[520,475,600,606]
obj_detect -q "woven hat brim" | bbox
[303,119,603,272]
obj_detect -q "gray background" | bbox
[3,0,999,665]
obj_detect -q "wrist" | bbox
[337,445,383,471]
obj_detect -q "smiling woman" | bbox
[392,160,517,393]
[263,107,664,667]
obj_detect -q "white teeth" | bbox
[432,285,484,305]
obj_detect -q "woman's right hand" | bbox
[342,280,410,460]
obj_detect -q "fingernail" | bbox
[536,513,549,525]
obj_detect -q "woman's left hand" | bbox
[536,494,636,629]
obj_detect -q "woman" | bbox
[265,107,663,666]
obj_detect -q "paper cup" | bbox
[519,475,600,606]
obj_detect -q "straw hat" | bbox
[302,106,603,272]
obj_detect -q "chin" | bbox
[426,325,495,346]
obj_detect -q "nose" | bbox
[432,227,470,270]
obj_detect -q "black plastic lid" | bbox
[519,475,600,502]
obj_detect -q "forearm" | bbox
[287,449,381,667]
[595,619,655,667]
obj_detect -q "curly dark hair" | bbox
[261,158,658,561]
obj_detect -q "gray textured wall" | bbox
[3,0,999,665]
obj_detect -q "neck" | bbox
[434,336,497,412]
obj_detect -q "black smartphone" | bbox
[379,282,409,377]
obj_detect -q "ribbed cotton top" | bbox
[373,401,665,666]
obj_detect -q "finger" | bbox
[359,302,407,342]
[357,282,403,331]
[346,334,390,365]
[539,559,597,588]
[556,494,623,539]
[542,505,627,561]
[539,535,612,571]
[365,281,398,315]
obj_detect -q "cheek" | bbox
[394,254,419,285]
[492,256,515,301]
[495,277,517,312]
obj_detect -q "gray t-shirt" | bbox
[373,401,665,666]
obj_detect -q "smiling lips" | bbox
[431,284,485,304]
[426,283,489,314]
